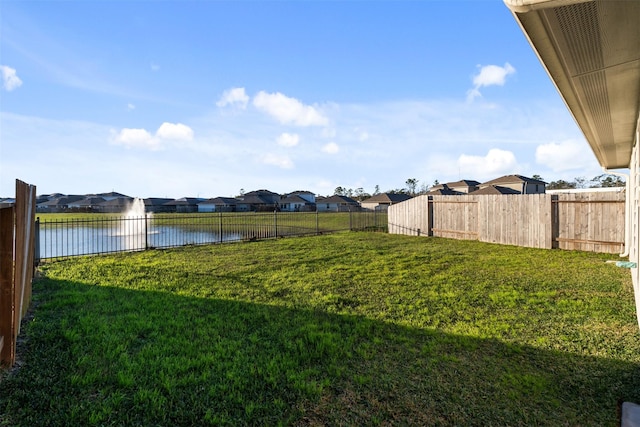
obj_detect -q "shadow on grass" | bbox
[1,277,639,426]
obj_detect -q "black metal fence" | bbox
[36,210,388,261]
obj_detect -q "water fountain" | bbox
[116,197,151,250]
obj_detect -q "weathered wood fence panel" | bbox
[388,195,431,236]
[388,192,624,253]
[0,180,37,367]
[479,194,552,249]
[553,192,625,253]
[431,195,478,240]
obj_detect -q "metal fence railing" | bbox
[36,210,388,261]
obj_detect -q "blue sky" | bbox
[0,0,602,198]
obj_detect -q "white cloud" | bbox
[111,122,193,150]
[127,103,135,111]
[277,132,299,147]
[217,87,249,109]
[111,128,159,150]
[262,153,294,169]
[0,65,23,91]
[156,122,194,141]
[322,142,340,154]
[253,91,328,126]
[535,139,595,172]
[457,148,518,179]
[467,63,516,102]
[151,63,160,71]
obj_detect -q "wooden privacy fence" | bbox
[389,192,625,254]
[0,180,37,367]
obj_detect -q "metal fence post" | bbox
[34,217,40,265]
[316,209,319,235]
[349,208,353,230]
[274,210,278,238]
[144,213,149,250]
[219,210,223,243]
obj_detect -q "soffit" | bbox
[505,0,640,169]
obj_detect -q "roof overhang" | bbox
[504,0,640,169]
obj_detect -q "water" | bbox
[37,200,243,259]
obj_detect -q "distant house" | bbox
[479,175,546,194]
[316,195,360,212]
[144,198,175,213]
[67,197,107,212]
[279,194,315,212]
[198,197,237,213]
[164,197,204,213]
[98,196,134,213]
[235,195,278,212]
[471,185,521,195]
[242,190,281,205]
[37,195,84,213]
[286,190,316,204]
[444,180,480,193]
[360,193,412,211]
[426,187,465,196]
[95,192,131,201]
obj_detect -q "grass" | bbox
[1,232,639,426]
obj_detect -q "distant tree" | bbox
[386,188,409,195]
[574,176,587,189]
[433,179,440,186]
[354,187,371,201]
[334,186,345,196]
[547,180,576,190]
[589,174,625,188]
[417,182,430,195]
[405,178,418,196]
[238,188,245,197]
[531,174,544,181]
[373,185,380,196]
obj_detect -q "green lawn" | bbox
[1,232,639,426]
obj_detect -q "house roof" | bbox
[236,195,276,205]
[427,188,465,196]
[164,197,205,206]
[144,198,175,206]
[472,185,521,195]
[361,193,412,204]
[70,197,106,206]
[95,192,130,198]
[244,189,280,197]
[504,0,640,169]
[287,190,314,196]
[317,195,359,204]
[445,179,480,188]
[199,197,238,205]
[481,174,546,186]
[37,195,85,206]
[280,194,310,204]
[99,197,134,206]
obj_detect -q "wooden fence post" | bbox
[0,206,14,365]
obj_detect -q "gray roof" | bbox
[445,179,480,188]
[362,193,412,204]
[427,188,464,196]
[317,195,359,204]
[481,175,546,186]
[472,185,521,195]
[236,195,276,205]
[199,197,238,205]
[164,197,205,206]
[144,198,175,206]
